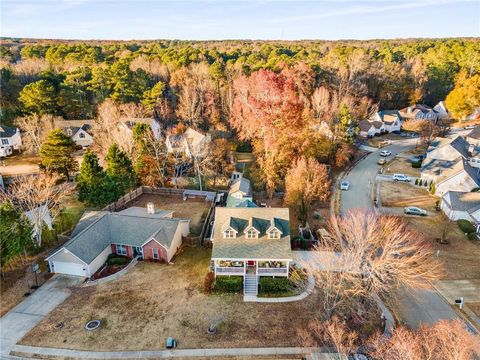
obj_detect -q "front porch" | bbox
[213,259,290,277]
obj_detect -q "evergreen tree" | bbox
[39,129,78,179]
[338,103,357,142]
[141,81,166,111]
[76,150,117,207]
[19,79,57,115]
[0,201,33,270]
[105,143,135,195]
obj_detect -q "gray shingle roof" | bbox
[117,207,173,218]
[444,191,480,213]
[229,177,252,197]
[60,213,184,264]
[212,207,292,260]
[358,120,372,132]
[468,126,480,140]
[0,125,18,138]
[449,136,471,159]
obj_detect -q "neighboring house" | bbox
[0,125,22,156]
[433,101,450,120]
[311,121,335,140]
[46,204,190,277]
[24,204,53,244]
[226,176,256,208]
[358,120,382,137]
[371,110,403,132]
[210,207,293,295]
[166,127,212,158]
[425,136,473,162]
[466,126,480,146]
[441,191,480,223]
[399,104,439,121]
[63,124,93,147]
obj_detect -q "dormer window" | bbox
[66,129,73,136]
[268,230,281,239]
[224,229,235,239]
[246,229,258,239]
[79,132,85,138]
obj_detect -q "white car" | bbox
[404,206,427,216]
[340,180,350,190]
[392,173,411,182]
[380,150,392,157]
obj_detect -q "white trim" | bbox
[152,247,159,260]
[139,237,169,251]
[46,247,89,266]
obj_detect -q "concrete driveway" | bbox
[434,280,480,304]
[0,275,83,357]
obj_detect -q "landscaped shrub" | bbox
[414,178,419,185]
[429,181,435,194]
[259,277,292,293]
[412,161,422,168]
[107,255,129,266]
[457,219,476,234]
[467,232,478,241]
[204,272,215,294]
[214,276,243,292]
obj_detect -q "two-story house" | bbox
[399,104,439,122]
[63,124,93,148]
[210,207,292,297]
[165,127,211,159]
[0,125,22,157]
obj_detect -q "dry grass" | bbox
[384,157,421,177]
[466,303,480,317]
[406,216,480,280]
[127,194,211,235]
[20,247,330,350]
[380,182,437,210]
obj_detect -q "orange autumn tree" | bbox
[231,69,305,197]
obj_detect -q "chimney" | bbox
[147,202,155,215]
[469,144,475,156]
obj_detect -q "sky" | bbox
[1,0,479,40]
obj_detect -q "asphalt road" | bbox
[338,137,463,330]
[339,138,419,215]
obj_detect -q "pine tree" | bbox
[39,129,77,179]
[105,143,135,195]
[338,103,357,143]
[76,150,117,207]
[0,201,33,270]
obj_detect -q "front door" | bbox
[246,260,256,274]
[133,246,143,259]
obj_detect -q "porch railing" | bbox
[258,267,288,275]
[216,267,244,274]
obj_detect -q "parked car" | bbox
[392,173,411,182]
[411,154,426,162]
[340,180,350,191]
[0,146,13,158]
[378,158,387,165]
[380,150,391,157]
[404,206,427,216]
[464,125,475,130]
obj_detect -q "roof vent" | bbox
[147,202,155,215]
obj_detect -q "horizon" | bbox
[1,0,479,41]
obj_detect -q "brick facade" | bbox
[142,239,168,262]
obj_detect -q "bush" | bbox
[214,276,243,292]
[259,277,292,293]
[467,232,478,241]
[414,178,419,185]
[412,161,422,168]
[107,255,129,266]
[457,219,476,234]
[204,272,215,294]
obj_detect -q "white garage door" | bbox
[51,261,87,277]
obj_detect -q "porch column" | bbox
[243,261,246,276]
[255,261,258,276]
[214,259,217,277]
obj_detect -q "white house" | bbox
[358,120,385,137]
[0,125,22,156]
[466,127,480,146]
[399,104,439,121]
[210,207,292,296]
[371,110,403,133]
[24,204,53,245]
[433,101,450,120]
[46,205,189,277]
[441,191,480,223]
[63,124,93,147]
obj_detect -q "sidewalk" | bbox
[11,345,331,359]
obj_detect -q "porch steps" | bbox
[244,274,258,297]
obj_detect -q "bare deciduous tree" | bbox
[1,173,73,247]
[15,114,56,154]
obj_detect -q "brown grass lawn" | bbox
[406,216,480,280]
[384,157,421,177]
[380,182,437,210]
[466,303,480,318]
[127,195,211,235]
[20,247,380,351]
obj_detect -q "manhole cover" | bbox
[85,320,101,331]
[54,322,64,330]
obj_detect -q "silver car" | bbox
[340,180,350,191]
[404,206,427,216]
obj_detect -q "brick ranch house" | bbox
[210,207,292,296]
[46,205,189,277]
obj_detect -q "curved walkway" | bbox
[83,258,138,287]
[244,274,315,303]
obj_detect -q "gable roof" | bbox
[427,136,473,160]
[467,126,480,140]
[212,207,292,260]
[377,110,402,124]
[443,191,480,213]
[229,177,252,197]
[50,212,185,264]
[358,120,373,132]
[117,206,173,219]
[0,125,18,138]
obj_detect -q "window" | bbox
[268,230,280,239]
[79,132,85,138]
[117,244,127,256]
[66,129,73,136]
[224,230,235,239]
[246,229,257,239]
[1,139,8,145]
[152,248,159,260]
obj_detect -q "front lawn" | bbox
[380,181,437,210]
[383,157,421,177]
[20,246,381,350]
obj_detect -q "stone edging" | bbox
[82,258,138,287]
[243,275,315,303]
